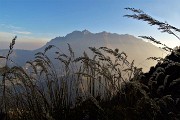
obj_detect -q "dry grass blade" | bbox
[124,8,180,40]
[0,56,6,59]
[44,45,55,53]
[139,36,173,52]
[147,57,164,62]
[67,43,74,58]
[125,7,143,13]
[1,36,17,113]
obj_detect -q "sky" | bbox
[0,0,180,50]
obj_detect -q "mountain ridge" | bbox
[0,30,164,71]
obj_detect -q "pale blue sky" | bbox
[0,0,180,50]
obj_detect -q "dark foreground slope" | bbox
[0,45,179,120]
[103,49,180,120]
[65,49,180,120]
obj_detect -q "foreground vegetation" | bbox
[0,8,180,120]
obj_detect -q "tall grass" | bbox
[0,37,138,119]
[0,8,179,120]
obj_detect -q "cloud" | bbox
[0,24,31,35]
[7,25,22,30]
[0,24,22,30]
[0,31,50,50]
[13,31,32,35]
[0,31,15,36]
[0,32,16,42]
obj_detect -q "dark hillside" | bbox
[139,49,180,119]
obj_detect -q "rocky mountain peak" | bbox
[82,29,91,34]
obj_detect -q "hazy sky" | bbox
[0,0,180,50]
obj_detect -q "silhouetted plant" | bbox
[0,8,180,120]
[125,8,180,120]
[124,8,180,40]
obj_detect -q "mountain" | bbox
[0,30,164,72]
[36,30,164,72]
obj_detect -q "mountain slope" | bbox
[35,30,164,72]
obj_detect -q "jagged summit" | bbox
[50,30,136,42]
[67,30,91,35]
[82,29,91,34]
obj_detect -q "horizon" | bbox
[0,30,143,51]
[0,0,180,50]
